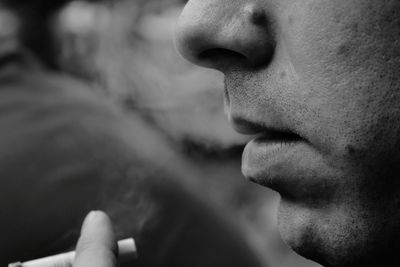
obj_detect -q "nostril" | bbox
[198,48,246,70]
[199,48,246,61]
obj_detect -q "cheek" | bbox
[281,0,400,155]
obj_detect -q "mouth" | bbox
[231,116,337,203]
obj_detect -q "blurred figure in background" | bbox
[0,1,265,266]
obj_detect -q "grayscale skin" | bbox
[175,0,400,266]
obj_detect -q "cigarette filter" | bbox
[8,238,137,267]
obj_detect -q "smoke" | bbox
[56,0,248,151]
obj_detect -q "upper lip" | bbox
[229,114,303,141]
[229,115,265,135]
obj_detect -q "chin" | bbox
[276,198,400,267]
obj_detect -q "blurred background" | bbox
[0,0,320,266]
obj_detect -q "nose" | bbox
[175,0,275,71]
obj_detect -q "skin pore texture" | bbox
[175,0,400,267]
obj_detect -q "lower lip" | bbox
[242,136,336,202]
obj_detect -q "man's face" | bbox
[175,0,400,266]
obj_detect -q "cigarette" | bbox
[8,238,137,267]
